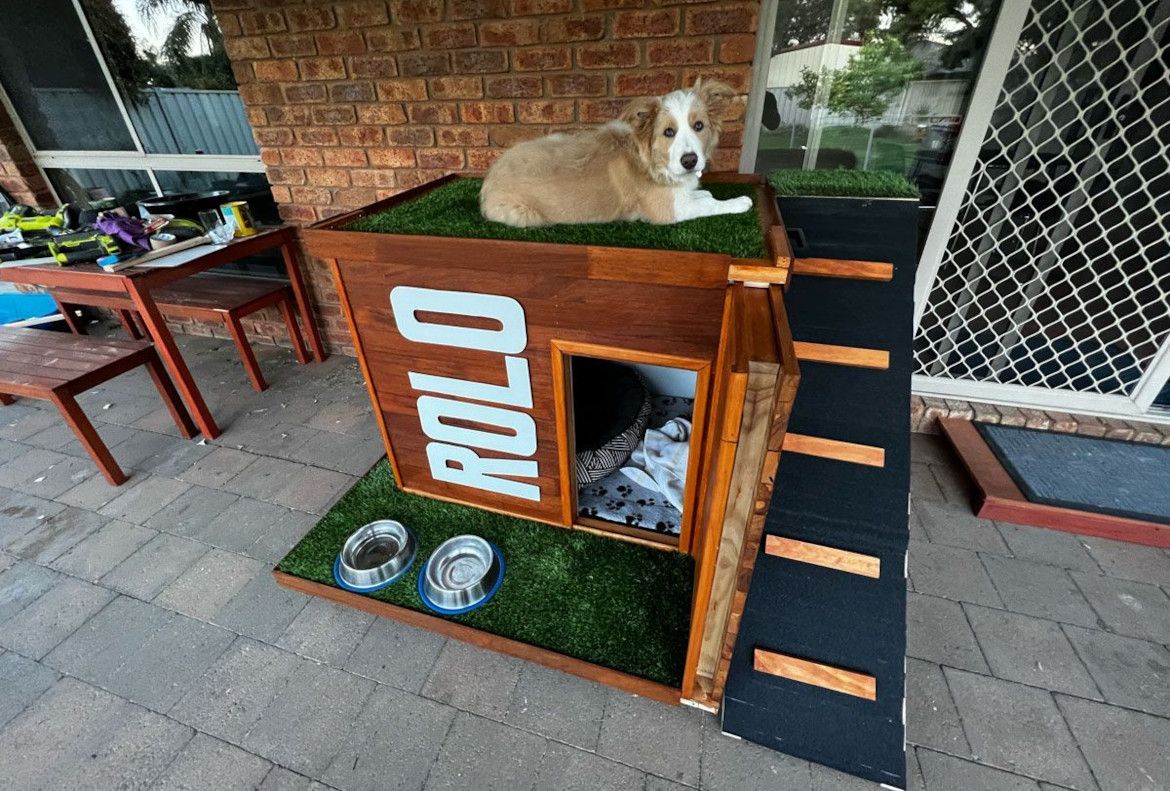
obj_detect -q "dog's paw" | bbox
[726,195,753,213]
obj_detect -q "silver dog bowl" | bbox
[419,535,504,614]
[334,520,417,592]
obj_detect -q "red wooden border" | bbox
[938,418,1170,549]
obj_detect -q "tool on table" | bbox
[220,201,255,237]
[0,204,78,234]
[47,231,120,265]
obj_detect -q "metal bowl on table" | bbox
[418,535,504,615]
[333,520,417,592]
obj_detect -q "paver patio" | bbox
[1,328,1168,790]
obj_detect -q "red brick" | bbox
[480,20,541,47]
[491,125,548,146]
[315,30,366,55]
[613,10,679,38]
[322,148,369,167]
[579,97,628,123]
[685,4,756,34]
[339,125,387,145]
[259,148,281,166]
[266,166,306,185]
[517,99,574,123]
[398,51,451,76]
[416,148,466,169]
[423,23,477,49]
[460,101,516,123]
[334,187,380,206]
[718,33,756,63]
[231,62,254,85]
[269,34,316,58]
[296,127,340,145]
[216,12,241,37]
[453,50,509,73]
[283,82,328,103]
[543,15,605,43]
[305,167,352,187]
[253,60,298,81]
[437,126,490,146]
[279,202,318,223]
[350,55,398,78]
[349,169,397,188]
[286,7,336,32]
[408,103,459,124]
[581,0,640,8]
[269,185,292,204]
[239,11,285,35]
[448,0,506,19]
[468,148,504,170]
[430,76,485,99]
[646,38,713,65]
[511,0,572,14]
[387,127,436,145]
[298,56,347,80]
[485,76,542,98]
[368,147,418,167]
[546,73,607,97]
[681,66,750,93]
[356,104,408,124]
[577,42,639,69]
[513,46,570,71]
[311,104,358,125]
[376,79,429,101]
[392,0,443,23]
[255,128,295,147]
[614,70,677,96]
[282,148,324,166]
[291,186,333,205]
[225,37,270,60]
[246,107,268,127]
[366,29,419,51]
[329,82,376,102]
[336,1,390,27]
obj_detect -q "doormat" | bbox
[976,423,1170,525]
[277,460,694,686]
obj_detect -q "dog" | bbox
[479,79,752,227]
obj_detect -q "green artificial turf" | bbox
[344,177,767,259]
[277,460,695,687]
[768,168,920,199]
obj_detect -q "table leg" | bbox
[125,280,221,440]
[50,391,127,486]
[143,351,197,439]
[52,297,87,335]
[0,393,14,405]
[280,241,328,362]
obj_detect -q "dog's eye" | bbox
[663,128,675,138]
[693,121,704,132]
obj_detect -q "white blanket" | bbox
[620,417,691,512]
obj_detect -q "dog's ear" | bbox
[696,79,735,123]
[620,97,659,142]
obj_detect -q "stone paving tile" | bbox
[4,453,95,500]
[905,657,970,757]
[944,668,1095,790]
[503,663,608,750]
[24,419,133,459]
[228,422,319,461]
[0,575,115,659]
[0,447,71,490]
[5,505,108,564]
[906,592,989,673]
[151,732,272,791]
[0,405,57,441]
[1063,625,1170,718]
[169,638,301,743]
[928,456,973,503]
[1081,538,1170,587]
[275,597,374,667]
[1057,694,1170,791]
[56,471,144,512]
[982,556,1100,627]
[223,456,311,503]
[287,429,386,476]
[0,490,67,547]
[1070,571,1170,643]
[321,684,457,791]
[343,618,446,693]
[597,689,704,786]
[996,523,1101,573]
[78,393,162,427]
[97,474,191,524]
[176,446,259,489]
[0,677,192,790]
[49,519,156,582]
[810,762,883,790]
[645,777,691,791]
[916,748,1041,790]
[909,541,1003,607]
[194,496,303,558]
[100,532,209,600]
[44,595,169,686]
[259,766,330,791]
[422,640,524,721]
[154,548,269,621]
[907,747,925,791]
[0,651,59,730]
[914,499,1010,554]
[703,724,812,791]
[242,660,376,777]
[143,484,240,538]
[423,711,547,791]
[964,605,1101,699]
[910,463,946,501]
[211,569,309,643]
[0,561,58,622]
[105,429,213,478]
[534,741,647,791]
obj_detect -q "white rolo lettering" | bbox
[390,286,540,503]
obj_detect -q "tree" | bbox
[137,0,235,90]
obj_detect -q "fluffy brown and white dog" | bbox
[479,79,752,227]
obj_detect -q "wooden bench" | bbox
[50,274,310,392]
[0,327,196,485]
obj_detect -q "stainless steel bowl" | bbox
[420,535,503,612]
[335,520,417,591]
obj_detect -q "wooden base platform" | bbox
[938,418,1170,549]
[272,571,683,705]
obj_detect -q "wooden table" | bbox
[0,226,326,439]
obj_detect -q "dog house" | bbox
[290,174,803,707]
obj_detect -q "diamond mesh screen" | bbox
[914,0,1170,398]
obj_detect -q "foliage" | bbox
[768,168,920,198]
[826,34,923,126]
[79,0,156,103]
[773,0,882,52]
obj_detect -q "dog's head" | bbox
[619,78,734,183]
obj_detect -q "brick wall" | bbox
[209,0,759,352]
[0,103,52,209]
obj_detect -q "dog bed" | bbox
[573,357,651,484]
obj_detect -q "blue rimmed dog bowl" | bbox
[418,535,504,615]
[333,520,417,593]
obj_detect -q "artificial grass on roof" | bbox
[768,169,920,199]
[277,460,694,687]
[344,177,767,259]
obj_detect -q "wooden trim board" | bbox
[792,258,894,282]
[765,535,880,578]
[793,341,889,370]
[939,418,1170,549]
[784,433,885,467]
[274,571,683,704]
[753,648,877,701]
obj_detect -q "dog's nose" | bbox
[680,152,698,171]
